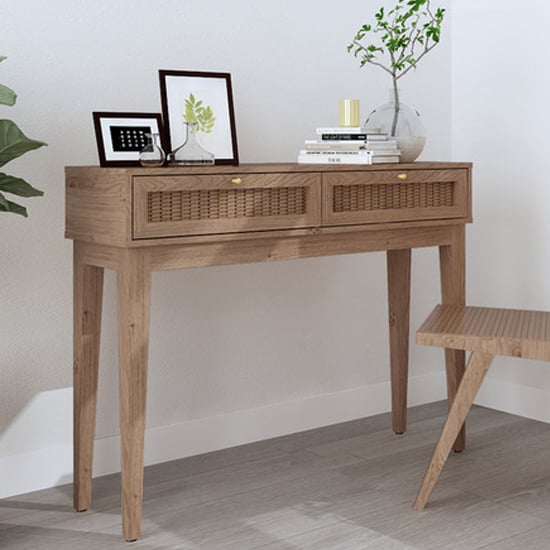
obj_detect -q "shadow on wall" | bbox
[470,164,550,312]
[0,240,73,451]
[148,251,386,423]
[0,387,73,459]
[467,159,550,392]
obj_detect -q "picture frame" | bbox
[159,70,239,165]
[92,112,165,167]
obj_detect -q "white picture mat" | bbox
[100,117,160,161]
[165,75,233,159]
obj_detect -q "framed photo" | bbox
[92,112,165,167]
[159,70,239,165]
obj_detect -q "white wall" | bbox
[452,1,550,421]
[1,0,452,497]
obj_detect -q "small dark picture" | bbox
[109,126,150,152]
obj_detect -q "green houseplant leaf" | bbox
[0,84,17,106]
[0,190,8,209]
[7,201,28,216]
[0,119,46,167]
[0,196,28,216]
[0,56,46,217]
[0,172,44,197]
[0,57,16,106]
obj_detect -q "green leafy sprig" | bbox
[348,0,444,80]
[183,93,216,134]
[0,56,46,217]
[347,0,445,135]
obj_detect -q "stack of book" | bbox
[297,127,400,165]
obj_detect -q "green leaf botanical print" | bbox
[183,93,216,134]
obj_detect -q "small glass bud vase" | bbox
[169,121,215,166]
[139,133,165,167]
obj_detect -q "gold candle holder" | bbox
[339,99,360,127]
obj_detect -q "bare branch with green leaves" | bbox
[348,0,445,81]
[347,0,445,135]
[183,93,216,134]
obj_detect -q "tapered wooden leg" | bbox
[387,248,412,435]
[439,226,466,451]
[414,351,494,510]
[117,249,151,542]
[73,242,104,512]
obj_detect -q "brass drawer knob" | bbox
[231,177,242,185]
[397,173,408,181]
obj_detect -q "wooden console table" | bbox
[65,161,472,541]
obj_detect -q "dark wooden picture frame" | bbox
[92,112,165,167]
[159,70,239,166]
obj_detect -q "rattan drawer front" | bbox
[133,173,321,238]
[323,168,469,226]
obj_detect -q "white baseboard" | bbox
[0,372,446,499]
[475,376,550,424]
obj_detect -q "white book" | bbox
[357,133,388,141]
[315,126,385,134]
[304,140,365,151]
[370,156,400,164]
[315,126,367,134]
[316,128,388,140]
[299,149,372,156]
[304,139,366,148]
[368,149,401,157]
[364,140,398,150]
[298,154,374,165]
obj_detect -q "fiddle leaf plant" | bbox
[348,0,445,136]
[0,56,46,217]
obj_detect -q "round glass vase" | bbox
[139,133,165,167]
[169,121,215,166]
[365,89,426,163]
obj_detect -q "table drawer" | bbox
[322,168,470,226]
[133,173,321,239]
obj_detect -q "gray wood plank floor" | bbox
[2,401,550,549]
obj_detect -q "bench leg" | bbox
[413,351,494,511]
[440,226,466,451]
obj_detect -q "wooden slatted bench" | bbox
[413,304,550,511]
